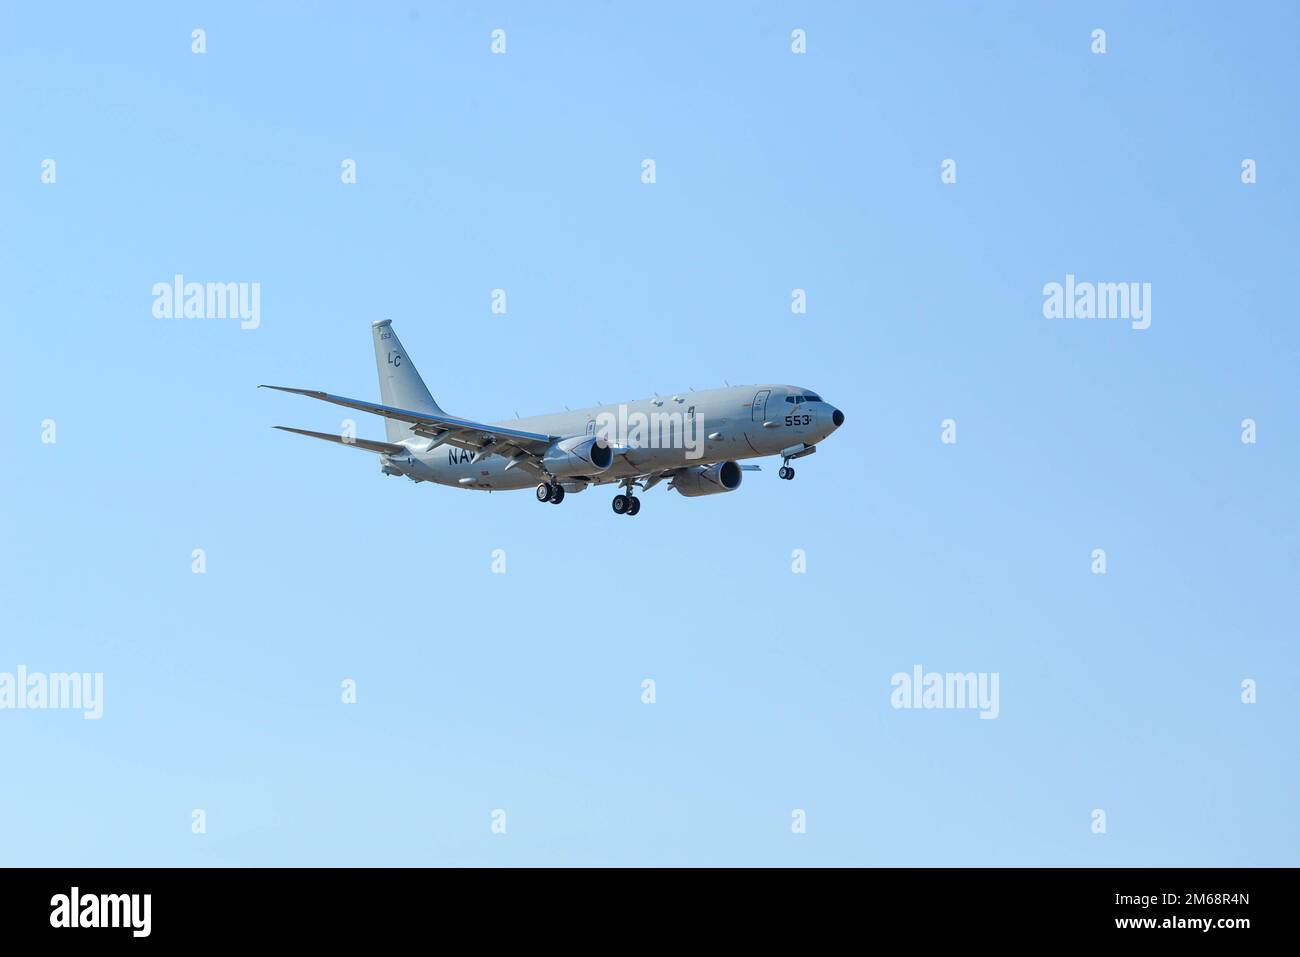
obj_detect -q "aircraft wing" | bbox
[260,385,556,462]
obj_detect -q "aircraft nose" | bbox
[832,408,845,428]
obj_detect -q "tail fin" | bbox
[371,320,443,442]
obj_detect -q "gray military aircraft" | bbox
[262,320,845,516]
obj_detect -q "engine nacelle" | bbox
[542,434,613,477]
[672,460,743,497]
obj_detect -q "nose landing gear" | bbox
[777,443,815,481]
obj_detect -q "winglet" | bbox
[260,385,329,399]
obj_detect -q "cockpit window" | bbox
[802,393,822,402]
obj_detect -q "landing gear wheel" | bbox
[536,482,553,502]
[626,496,641,516]
[612,494,630,515]
[549,485,565,504]
[779,466,795,480]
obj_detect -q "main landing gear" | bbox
[778,465,796,480]
[536,481,565,504]
[612,492,641,516]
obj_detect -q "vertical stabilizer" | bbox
[371,320,443,442]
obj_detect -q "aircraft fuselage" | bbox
[390,384,841,490]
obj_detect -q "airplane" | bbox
[261,320,845,516]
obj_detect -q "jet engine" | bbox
[542,434,614,477]
[671,460,743,497]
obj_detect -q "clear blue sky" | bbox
[2,2,1295,866]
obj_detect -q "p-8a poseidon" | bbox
[262,320,844,516]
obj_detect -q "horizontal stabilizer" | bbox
[273,426,407,456]
[260,384,555,462]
